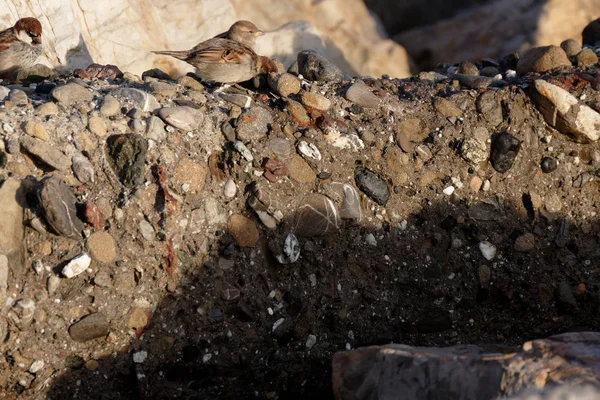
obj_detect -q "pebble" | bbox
[540,156,558,173]
[11,298,35,330]
[0,86,10,101]
[479,241,497,260]
[178,75,204,90]
[434,97,462,117]
[470,176,483,192]
[396,132,414,153]
[133,351,148,364]
[38,176,83,238]
[87,231,117,264]
[236,106,273,141]
[20,136,71,171]
[143,68,172,81]
[516,45,571,74]
[24,121,49,141]
[289,155,316,183]
[532,79,600,142]
[301,92,331,112]
[149,81,177,97]
[476,92,503,127]
[93,270,112,287]
[224,179,237,198]
[61,253,92,279]
[174,159,207,194]
[364,233,377,246]
[158,106,203,131]
[297,141,321,161]
[305,334,317,350]
[514,233,535,252]
[72,151,95,183]
[457,61,479,76]
[68,312,109,342]
[490,132,520,173]
[396,118,427,142]
[111,88,160,112]
[36,102,59,116]
[297,50,351,82]
[51,83,93,105]
[287,99,311,126]
[88,116,107,136]
[339,183,363,221]
[9,89,29,106]
[29,360,44,374]
[228,214,259,247]
[557,281,577,312]
[233,141,253,162]
[83,201,105,230]
[443,186,455,195]
[354,167,389,205]
[293,194,340,237]
[105,134,148,188]
[276,233,301,264]
[268,73,301,97]
[145,116,167,141]
[582,18,600,46]
[139,220,155,241]
[100,94,121,116]
[345,80,380,108]
[575,48,598,67]
[47,274,60,294]
[127,308,149,330]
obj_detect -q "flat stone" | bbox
[51,83,93,105]
[149,81,177,97]
[228,214,259,247]
[62,253,92,279]
[517,45,571,74]
[514,233,535,252]
[338,183,363,221]
[68,313,109,342]
[434,97,463,117]
[158,106,203,131]
[87,231,117,264]
[530,79,600,143]
[111,88,160,112]
[20,136,71,171]
[345,80,380,108]
[145,116,167,141]
[9,89,29,106]
[88,116,107,136]
[37,176,83,238]
[174,159,207,194]
[24,121,49,141]
[301,92,331,112]
[288,154,316,183]
[236,106,273,141]
[297,50,351,83]
[36,102,58,116]
[177,75,204,90]
[293,194,340,237]
[354,167,389,205]
[470,176,483,193]
[105,134,148,188]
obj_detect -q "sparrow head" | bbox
[228,20,264,45]
[15,17,42,45]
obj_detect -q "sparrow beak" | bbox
[33,36,42,45]
[254,30,265,37]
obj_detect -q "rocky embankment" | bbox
[1,22,600,400]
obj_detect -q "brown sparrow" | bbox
[153,38,277,84]
[214,20,264,49]
[0,17,43,79]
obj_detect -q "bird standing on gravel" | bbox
[0,17,43,79]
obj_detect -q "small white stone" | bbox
[305,334,317,349]
[133,350,148,364]
[267,307,274,315]
[308,274,317,287]
[276,233,300,264]
[297,141,322,161]
[505,69,517,78]
[224,179,237,198]
[479,241,497,260]
[202,354,212,363]
[29,360,45,374]
[272,318,285,333]
[61,253,92,279]
[364,233,377,246]
[443,186,455,195]
[482,180,491,191]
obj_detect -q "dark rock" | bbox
[68,313,109,342]
[142,68,172,81]
[490,132,520,173]
[0,151,6,168]
[540,157,557,173]
[105,134,148,189]
[35,83,57,95]
[37,176,83,239]
[582,18,600,46]
[16,64,54,83]
[480,66,499,77]
[235,106,273,141]
[556,281,577,313]
[20,136,71,171]
[297,50,351,83]
[354,167,389,205]
[457,61,479,76]
[287,60,299,75]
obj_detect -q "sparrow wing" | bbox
[0,27,17,52]
[189,39,254,65]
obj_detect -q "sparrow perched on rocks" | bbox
[215,20,264,49]
[153,38,277,84]
[0,17,43,79]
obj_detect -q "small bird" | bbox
[214,20,264,49]
[153,38,277,84]
[0,17,43,79]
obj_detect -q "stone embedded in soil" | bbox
[268,73,301,97]
[293,194,340,237]
[514,233,535,252]
[38,176,83,238]
[395,132,414,153]
[20,136,71,171]
[88,116,107,136]
[541,156,558,173]
[395,118,427,142]
[105,134,148,189]
[289,155,316,183]
[127,308,149,330]
[476,92,503,127]
[575,48,598,67]
[490,132,520,173]
[557,281,577,312]
[345,80,380,108]
[582,18,600,46]
[87,231,117,264]
[158,106,203,131]
[84,201,105,230]
[479,241,497,260]
[235,106,273,142]
[433,97,462,117]
[68,312,109,342]
[174,159,207,194]
[301,92,331,112]
[228,214,260,247]
[517,45,571,74]
[61,253,92,279]
[531,79,600,143]
[51,83,94,105]
[286,99,311,126]
[72,151,95,183]
[111,88,160,112]
[224,179,237,198]
[24,121,49,141]
[8,89,28,106]
[339,184,363,221]
[354,167,389,205]
[276,233,301,264]
[100,94,120,117]
[297,50,351,83]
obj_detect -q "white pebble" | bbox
[61,253,92,279]
[505,69,517,78]
[482,180,491,191]
[479,241,497,260]
[29,360,45,374]
[202,354,212,363]
[133,350,148,364]
[443,186,455,195]
[297,141,322,161]
[364,233,377,247]
[224,179,237,198]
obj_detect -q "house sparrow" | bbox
[153,38,277,84]
[214,20,264,49]
[0,17,43,79]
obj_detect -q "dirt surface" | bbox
[1,55,600,400]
